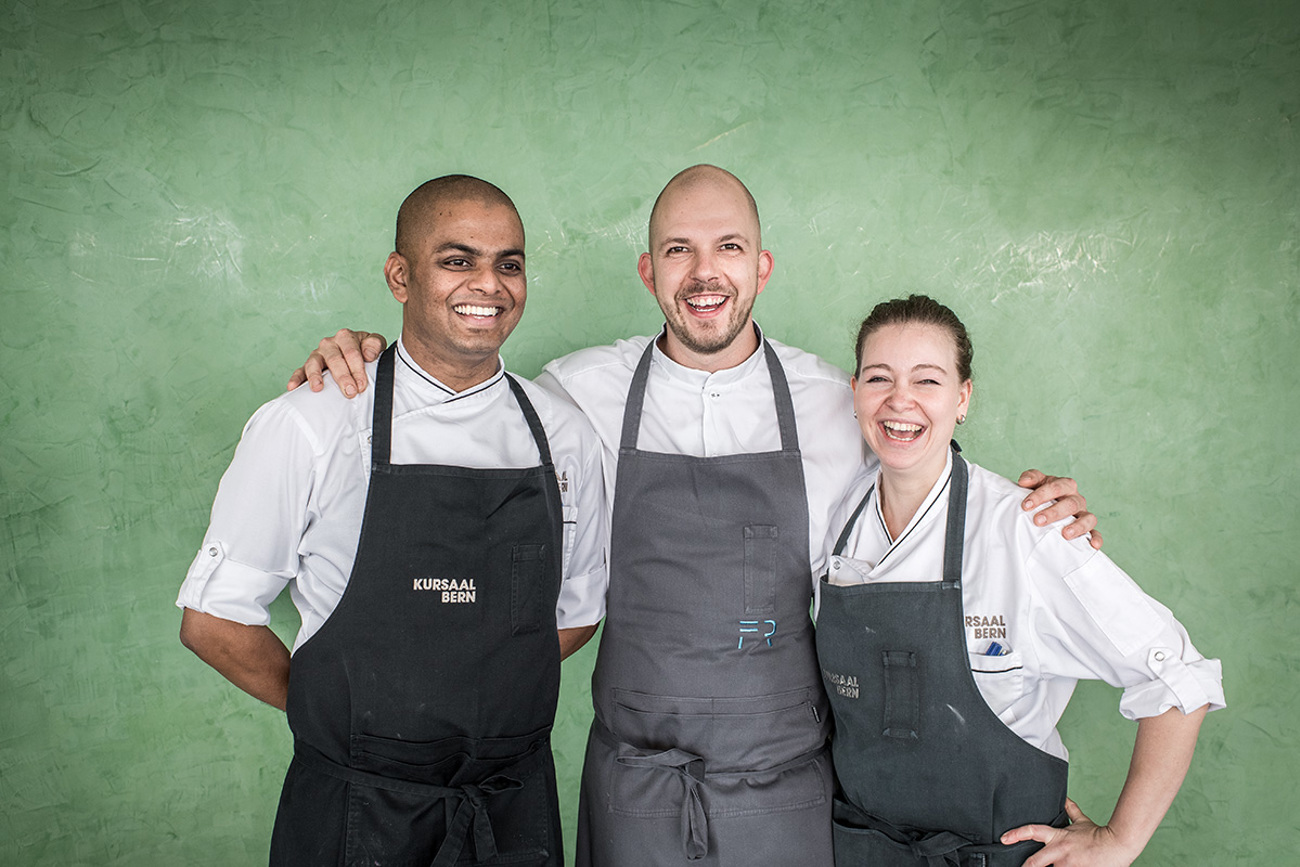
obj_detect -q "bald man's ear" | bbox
[637,252,657,296]
[755,249,774,294]
[385,252,410,303]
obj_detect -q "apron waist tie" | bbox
[834,797,973,866]
[292,740,531,866]
[617,747,709,861]
[594,718,828,862]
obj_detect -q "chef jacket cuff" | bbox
[175,540,288,627]
[556,563,607,630]
[1118,650,1225,720]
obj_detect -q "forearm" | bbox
[180,608,291,710]
[558,624,599,661]
[1107,704,1208,858]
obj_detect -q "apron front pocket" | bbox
[611,687,825,770]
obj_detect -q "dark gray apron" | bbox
[576,334,834,866]
[816,450,1069,867]
[269,346,565,867]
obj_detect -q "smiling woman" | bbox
[818,295,1224,867]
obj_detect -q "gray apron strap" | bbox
[831,485,875,557]
[620,329,799,453]
[615,748,709,861]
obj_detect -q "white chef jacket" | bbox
[178,338,609,652]
[824,450,1225,760]
[536,326,874,581]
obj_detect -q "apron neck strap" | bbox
[942,448,968,585]
[619,325,800,453]
[504,373,555,469]
[370,346,555,470]
[832,485,875,557]
[371,345,397,467]
[829,445,969,577]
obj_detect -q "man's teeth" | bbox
[685,295,727,312]
[454,304,500,317]
[882,421,924,441]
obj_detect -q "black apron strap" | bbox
[942,449,968,586]
[371,345,397,467]
[505,373,556,469]
[292,741,534,866]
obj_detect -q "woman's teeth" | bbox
[882,421,923,441]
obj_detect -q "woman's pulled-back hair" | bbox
[853,294,973,382]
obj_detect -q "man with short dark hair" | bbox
[179,176,607,866]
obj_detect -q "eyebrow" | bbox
[433,242,525,260]
[861,362,949,374]
[659,233,750,249]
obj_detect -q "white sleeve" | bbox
[176,399,319,626]
[1024,534,1226,720]
[534,367,579,409]
[555,426,608,630]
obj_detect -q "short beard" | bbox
[665,281,754,355]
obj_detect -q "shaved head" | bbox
[647,164,760,251]
[395,175,521,260]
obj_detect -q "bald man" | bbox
[178,176,608,866]
[292,165,1098,865]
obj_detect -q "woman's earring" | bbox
[956,414,966,425]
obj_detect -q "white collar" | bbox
[395,336,506,405]
[872,448,956,556]
[648,323,769,388]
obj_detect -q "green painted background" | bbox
[3,0,1296,863]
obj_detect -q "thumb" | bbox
[1065,797,1085,823]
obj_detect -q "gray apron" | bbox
[576,334,834,866]
[816,450,1069,866]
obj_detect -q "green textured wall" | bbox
[3,0,1296,863]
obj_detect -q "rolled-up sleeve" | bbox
[176,399,319,625]
[1027,536,1225,720]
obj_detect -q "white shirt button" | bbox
[208,546,218,557]
[1154,650,1167,662]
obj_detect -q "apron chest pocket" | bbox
[742,524,778,614]
[882,651,919,739]
[511,544,547,635]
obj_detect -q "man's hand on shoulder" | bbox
[1017,470,1103,550]
[287,329,388,398]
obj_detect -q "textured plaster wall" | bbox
[2,0,1296,863]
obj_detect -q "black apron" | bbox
[816,450,1069,867]
[269,346,565,867]
[576,335,834,866]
